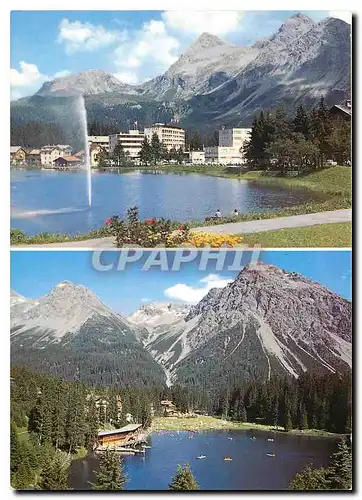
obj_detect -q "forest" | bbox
[243,98,351,173]
[10,363,351,490]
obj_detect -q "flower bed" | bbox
[105,207,243,248]
[105,207,191,247]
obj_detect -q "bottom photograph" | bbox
[10,249,352,491]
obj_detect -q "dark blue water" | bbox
[68,430,337,491]
[11,169,321,236]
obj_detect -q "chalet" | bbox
[26,149,41,165]
[97,424,143,448]
[161,400,178,415]
[53,156,82,167]
[329,100,352,121]
[10,146,26,164]
[40,145,72,165]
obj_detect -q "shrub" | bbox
[106,207,190,248]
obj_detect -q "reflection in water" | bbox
[11,169,324,236]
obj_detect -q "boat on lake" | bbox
[224,457,233,461]
[197,455,206,459]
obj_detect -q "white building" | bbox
[40,145,72,165]
[144,124,185,151]
[218,128,251,148]
[88,136,109,167]
[109,130,145,162]
[205,127,251,165]
[188,151,205,164]
[205,146,246,165]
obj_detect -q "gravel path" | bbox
[15,209,351,248]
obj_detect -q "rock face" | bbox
[135,263,352,388]
[10,282,165,386]
[36,69,136,96]
[140,32,259,100]
[11,264,352,388]
[11,13,351,135]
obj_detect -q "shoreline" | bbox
[150,416,345,439]
[10,165,351,246]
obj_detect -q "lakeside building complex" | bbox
[204,127,251,165]
[144,124,185,151]
[88,136,109,167]
[109,130,145,163]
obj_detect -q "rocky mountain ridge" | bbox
[11,265,352,388]
[11,13,351,137]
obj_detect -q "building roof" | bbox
[330,104,352,116]
[146,124,184,131]
[75,150,84,157]
[41,144,72,152]
[28,149,41,155]
[97,424,142,437]
[10,146,24,153]
[88,136,109,142]
[54,156,80,163]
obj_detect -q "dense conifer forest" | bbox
[10,363,351,490]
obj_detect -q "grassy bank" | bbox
[150,416,342,438]
[136,164,351,197]
[243,222,352,248]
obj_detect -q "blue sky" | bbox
[10,10,351,100]
[11,250,351,315]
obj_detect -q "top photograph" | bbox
[10,10,352,249]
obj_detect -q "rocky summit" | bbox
[11,13,351,137]
[11,265,351,388]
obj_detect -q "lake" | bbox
[11,169,322,236]
[68,430,337,491]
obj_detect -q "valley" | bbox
[11,13,351,149]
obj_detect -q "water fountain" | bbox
[77,95,92,207]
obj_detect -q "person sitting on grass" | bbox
[232,209,239,217]
[215,209,222,218]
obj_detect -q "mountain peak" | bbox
[269,13,315,45]
[186,32,225,53]
[36,69,133,97]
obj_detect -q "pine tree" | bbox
[289,466,330,490]
[169,463,200,491]
[293,104,312,140]
[139,137,152,165]
[112,143,131,167]
[150,132,162,165]
[10,421,22,474]
[91,449,127,490]
[327,439,352,490]
[38,452,71,490]
[298,404,308,430]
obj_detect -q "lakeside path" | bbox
[16,209,351,248]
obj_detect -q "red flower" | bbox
[151,217,157,223]
[145,219,152,225]
[178,225,185,231]
[105,218,112,226]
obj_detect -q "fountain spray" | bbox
[77,95,92,207]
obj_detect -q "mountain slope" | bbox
[185,16,351,126]
[11,13,351,141]
[140,264,351,389]
[10,282,166,386]
[141,32,259,100]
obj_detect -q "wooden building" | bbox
[96,424,143,448]
[329,100,352,121]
